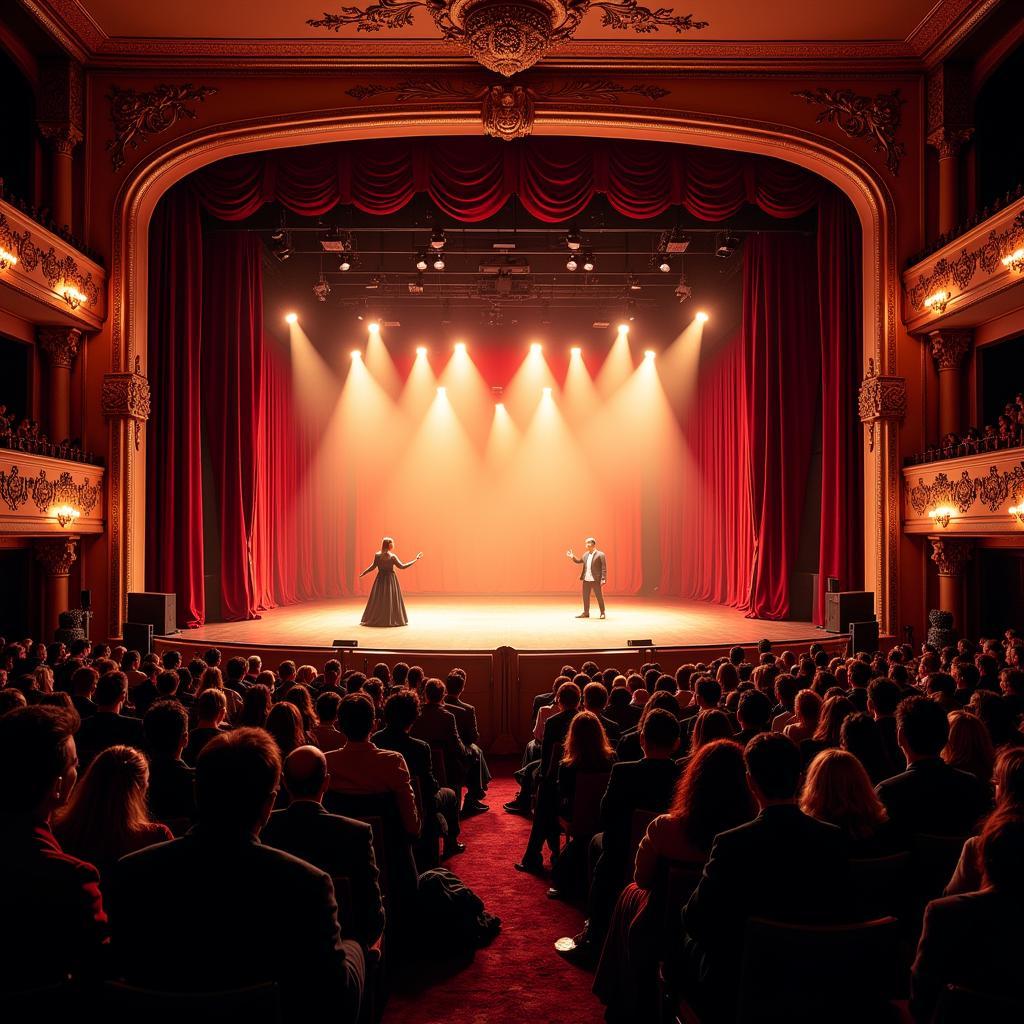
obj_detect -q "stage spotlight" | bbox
[367,320,380,332]
[566,255,578,272]
[582,251,595,273]
[273,238,293,262]
[430,225,447,250]
[565,223,582,251]
[433,254,446,271]
[415,252,428,271]
[542,386,552,397]
[570,346,581,356]
[658,256,672,273]
[284,312,298,324]
[696,310,710,322]
[530,342,542,354]
[351,350,361,359]
[416,345,428,356]
[454,341,467,354]
[495,401,505,412]
[716,232,740,259]
[617,323,629,334]
[628,275,642,292]
[437,386,447,396]
[313,275,331,303]
[644,349,656,360]
[338,256,352,272]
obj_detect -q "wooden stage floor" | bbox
[180,596,826,653]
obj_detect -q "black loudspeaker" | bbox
[80,588,92,610]
[627,638,653,647]
[850,619,880,655]
[127,592,177,636]
[825,591,875,634]
[332,639,359,648]
[122,621,154,655]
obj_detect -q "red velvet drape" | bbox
[202,233,264,621]
[190,138,820,223]
[145,186,206,627]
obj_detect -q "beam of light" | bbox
[417,345,428,357]
[285,312,298,324]
[696,311,709,323]
[595,326,634,399]
[365,326,402,399]
[367,320,381,333]
[454,341,467,355]
[438,340,494,453]
[644,349,656,360]
[530,342,542,355]
[286,318,338,427]
[484,398,519,468]
[437,386,446,397]
[351,350,361,360]
[505,338,557,419]
[570,346,581,357]
[400,345,438,422]
[659,315,707,414]
[563,342,598,426]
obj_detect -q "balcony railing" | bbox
[903,449,1024,537]
[0,451,104,536]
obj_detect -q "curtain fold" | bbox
[145,185,206,627]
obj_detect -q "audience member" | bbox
[74,670,144,767]
[143,699,196,832]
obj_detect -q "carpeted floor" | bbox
[382,765,604,1024]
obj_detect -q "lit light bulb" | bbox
[530,342,542,354]
[644,349,656,360]
[455,341,466,354]
[570,346,581,356]
[416,346,427,357]
[617,323,629,334]
[285,312,298,324]
[351,350,361,359]
[367,321,380,332]
[696,311,709,323]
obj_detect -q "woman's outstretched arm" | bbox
[358,555,377,578]
[395,552,423,570]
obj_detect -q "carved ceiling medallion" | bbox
[309,0,708,76]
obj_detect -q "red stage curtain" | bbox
[816,190,864,623]
[145,186,206,627]
[202,233,265,621]
[190,138,821,224]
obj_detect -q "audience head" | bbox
[562,710,614,770]
[744,733,801,804]
[582,681,609,713]
[556,681,582,710]
[281,745,328,802]
[897,695,949,760]
[315,691,342,727]
[423,678,446,705]
[813,695,856,746]
[0,687,28,716]
[801,748,888,840]
[640,707,680,758]
[737,690,772,733]
[195,728,281,834]
[0,705,80,820]
[196,688,227,727]
[691,708,733,752]
[265,701,304,755]
[695,677,722,709]
[337,693,376,742]
[942,709,996,782]
[143,700,189,758]
[240,683,272,728]
[383,690,420,732]
[671,739,755,849]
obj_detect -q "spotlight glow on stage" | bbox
[570,346,581,357]
[367,321,381,333]
[351,350,362,360]
[530,342,542,355]
[542,386,552,397]
[696,311,710,323]
[644,350,656,360]
[285,312,298,324]
[455,341,467,354]
[495,402,505,412]
[437,386,447,397]
[416,346,428,357]
[617,323,629,334]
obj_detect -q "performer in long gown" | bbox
[359,536,423,627]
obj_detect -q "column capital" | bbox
[36,57,84,156]
[930,537,972,578]
[35,537,78,578]
[38,123,84,157]
[38,325,83,369]
[928,329,973,371]
[926,61,973,154]
[858,360,906,453]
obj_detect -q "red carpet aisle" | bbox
[382,766,604,1024]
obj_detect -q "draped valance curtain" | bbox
[147,137,857,626]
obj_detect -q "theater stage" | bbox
[173,596,831,654]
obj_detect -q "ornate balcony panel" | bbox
[0,197,106,331]
[0,451,104,536]
[903,196,1024,334]
[904,449,1024,536]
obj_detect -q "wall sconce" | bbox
[0,246,18,271]
[61,283,87,310]
[1002,248,1024,274]
[1010,505,1024,525]
[52,505,80,528]
[928,505,954,529]
[924,290,950,315]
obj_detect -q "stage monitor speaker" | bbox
[127,592,177,636]
[850,619,880,654]
[333,639,358,648]
[81,588,92,610]
[123,621,154,655]
[826,577,841,593]
[627,638,653,647]
[825,591,875,634]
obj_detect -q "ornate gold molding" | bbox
[101,358,151,451]
[929,536,972,578]
[793,87,905,176]
[928,329,972,371]
[908,462,1024,518]
[37,326,83,369]
[858,359,906,453]
[107,83,218,172]
[34,537,78,577]
[0,463,100,517]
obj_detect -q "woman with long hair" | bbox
[799,694,856,765]
[54,745,172,883]
[283,683,319,740]
[689,708,734,755]
[358,536,423,627]
[945,746,1024,895]
[594,740,755,1022]
[196,665,242,723]
[942,710,996,784]
[265,701,306,759]
[783,689,822,745]
[238,683,272,728]
[801,749,896,856]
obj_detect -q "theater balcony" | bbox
[903,190,1024,336]
[0,449,104,537]
[0,193,106,333]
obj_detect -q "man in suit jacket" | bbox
[261,746,385,949]
[681,733,852,1017]
[444,669,491,813]
[74,670,144,768]
[0,705,108,992]
[410,678,468,792]
[567,536,607,618]
[143,700,196,834]
[110,728,364,1024]
[875,695,990,838]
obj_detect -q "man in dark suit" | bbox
[0,705,108,993]
[680,733,853,1017]
[261,746,385,949]
[875,695,990,838]
[110,728,364,1024]
[70,665,98,720]
[411,678,469,794]
[143,699,196,835]
[444,669,490,814]
[868,677,903,771]
[74,670,144,768]
[910,818,1024,1023]
[567,536,607,619]
[374,690,462,858]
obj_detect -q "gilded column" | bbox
[36,59,84,232]
[38,326,82,443]
[929,537,972,634]
[35,537,78,639]
[928,330,972,440]
[926,63,973,237]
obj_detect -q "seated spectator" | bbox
[946,746,1024,895]
[582,680,621,742]
[733,689,773,745]
[244,654,262,685]
[411,678,469,794]
[679,733,853,1018]
[970,690,1024,750]
[910,818,1024,1023]
[109,728,365,1022]
[770,674,799,733]
[325,693,420,840]
[868,677,904,769]
[74,670,144,768]
[783,688,821,745]
[594,739,755,1023]
[183,688,229,767]
[312,691,345,751]
[261,746,385,949]
[799,694,856,766]
[0,687,27,716]
[239,681,272,728]
[283,683,319,737]
[266,700,308,760]
[618,692,682,762]
[801,748,899,857]
[444,669,491,814]
[688,708,733,757]
[70,665,98,720]
[223,656,250,696]
[876,696,990,838]
[942,709,996,785]
[840,711,897,784]
[926,672,959,713]
[197,666,242,722]
[54,744,171,883]
[0,706,107,991]
[143,699,196,833]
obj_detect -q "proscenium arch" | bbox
[105,107,901,637]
